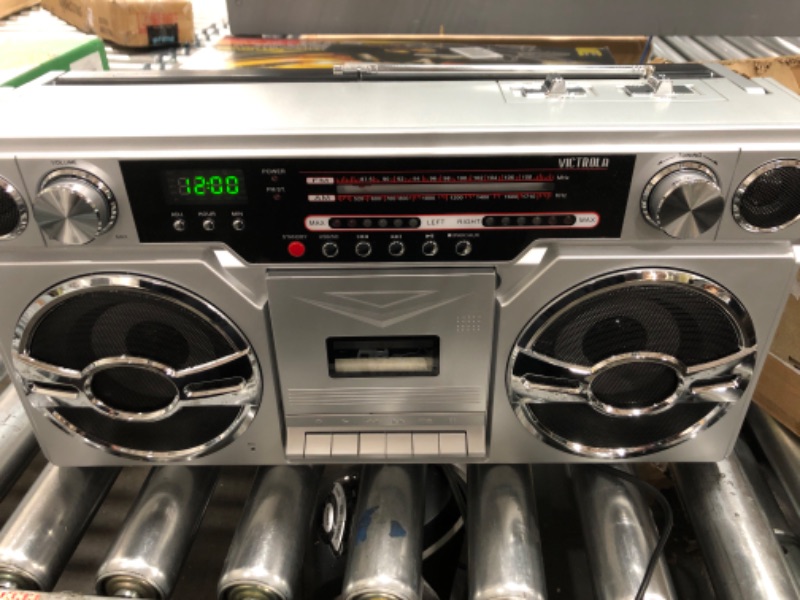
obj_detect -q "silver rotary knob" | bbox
[642,163,724,238]
[34,169,117,245]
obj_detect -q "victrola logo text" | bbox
[558,157,610,168]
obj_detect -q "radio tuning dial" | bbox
[642,163,724,239]
[34,169,117,245]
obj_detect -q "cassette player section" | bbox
[123,155,634,263]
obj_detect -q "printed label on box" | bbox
[147,24,179,47]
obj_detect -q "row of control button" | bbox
[316,240,470,258]
[330,217,421,229]
[173,217,245,232]
[304,432,468,458]
[483,214,576,227]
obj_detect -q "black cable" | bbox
[593,465,674,600]
[441,465,467,518]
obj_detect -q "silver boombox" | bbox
[0,64,799,466]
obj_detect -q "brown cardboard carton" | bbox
[0,0,38,20]
[754,274,800,436]
[301,34,648,65]
[723,55,800,95]
[42,0,193,48]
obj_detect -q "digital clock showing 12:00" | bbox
[163,169,248,204]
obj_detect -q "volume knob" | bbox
[642,163,724,238]
[34,169,117,245]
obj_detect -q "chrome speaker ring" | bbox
[732,158,800,232]
[12,273,261,461]
[507,268,756,458]
[0,175,29,241]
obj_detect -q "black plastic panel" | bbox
[122,155,635,263]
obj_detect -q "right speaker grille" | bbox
[733,160,800,231]
[508,269,756,458]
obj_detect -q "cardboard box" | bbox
[754,275,800,436]
[302,35,649,65]
[0,34,108,87]
[184,36,628,71]
[723,55,800,95]
[0,0,38,20]
[42,0,193,48]
[184,35,647,72]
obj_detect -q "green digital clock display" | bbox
[163,169,248,204]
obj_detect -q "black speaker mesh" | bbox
[514,277,746,454]
[91,367,176,413]
[591,363,679,409]
[24,284,255,455]
[55,406,241,453]
[28,288,235,371]
[530,404,715,449]
[738,166,800,229]
[531,284,740,367]
[0,189,19,237]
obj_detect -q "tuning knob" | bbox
[642,163,724,238]
[34,169,117,245]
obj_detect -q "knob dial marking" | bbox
[641,162,724,238]
[34,169,117,245]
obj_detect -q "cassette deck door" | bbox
[266,269,496,462]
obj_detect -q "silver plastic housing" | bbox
[0,70,798,465]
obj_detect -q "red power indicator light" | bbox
[287,241,306,258]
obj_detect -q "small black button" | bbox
[322,242,339,258]
[388,241,406,257]
[422,241,439,257]
[455,240,473,257]
[355,241,372,258]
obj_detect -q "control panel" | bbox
[121,155,635,262]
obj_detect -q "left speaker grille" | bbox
[55,406,242,453]
[29,289,234,371]
[14,275,260,460]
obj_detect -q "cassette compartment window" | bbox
[326,336,440,377]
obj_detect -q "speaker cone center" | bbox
[589,359,681,415]
[88,365,179,415]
